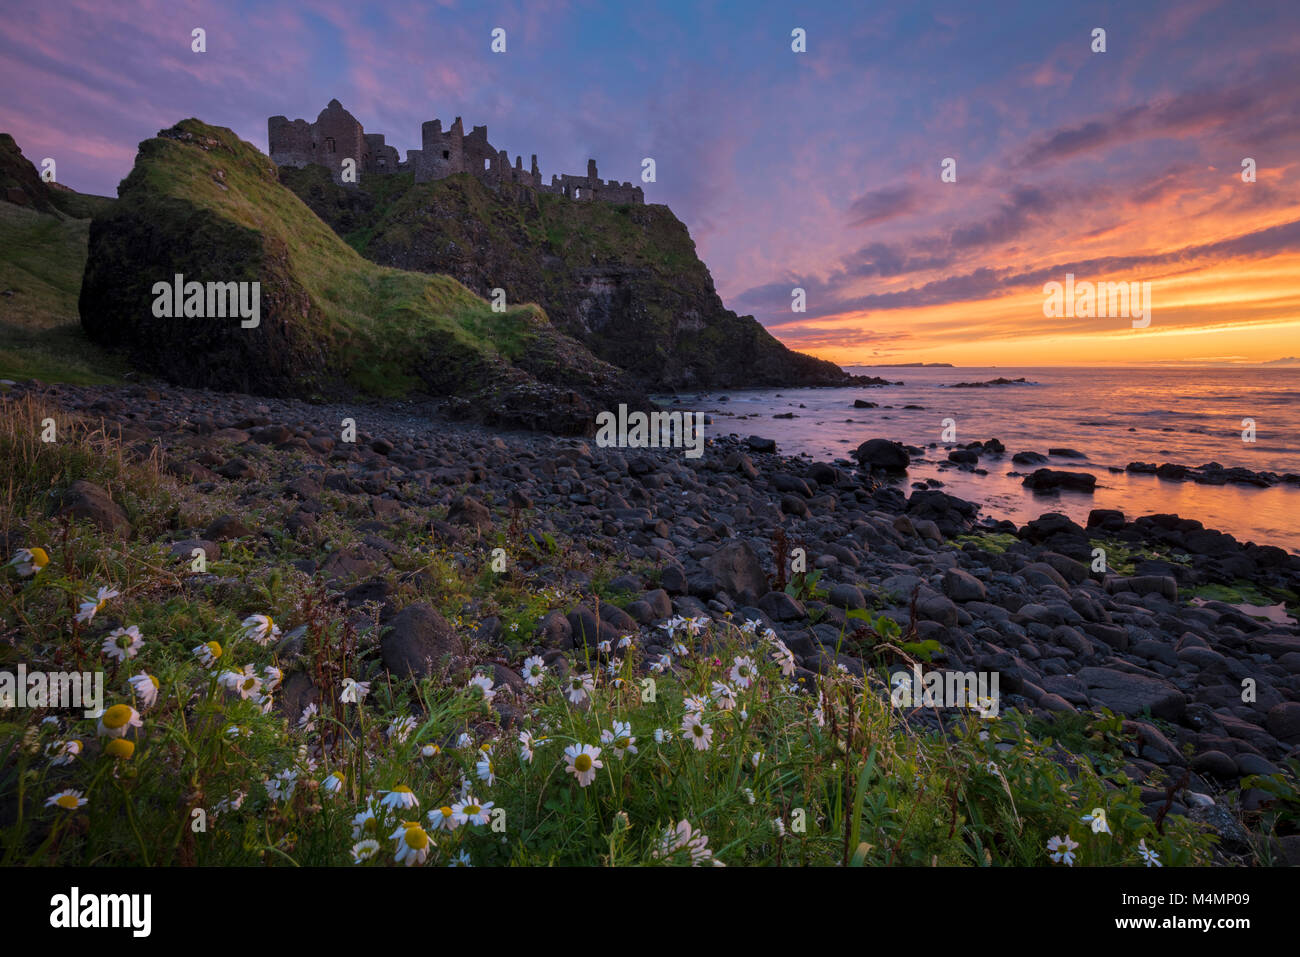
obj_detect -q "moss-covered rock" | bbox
[78,120,645,432]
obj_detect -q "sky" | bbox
[4,0,1299,367]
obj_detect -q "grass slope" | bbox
[79,121,641,429]
[280,166,853,390]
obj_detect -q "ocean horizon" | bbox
[665,364,1300,552]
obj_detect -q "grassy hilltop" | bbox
[73,120,643,432]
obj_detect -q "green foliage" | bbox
[1243,758,1300,836]
[0,398,1223,868]
[785,569,828,602]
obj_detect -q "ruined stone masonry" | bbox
[268,99,644,204]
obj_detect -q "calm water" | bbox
[668,366,1300,553]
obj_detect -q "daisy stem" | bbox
[118,779,152,866]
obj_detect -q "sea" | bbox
[663,365,1300,554]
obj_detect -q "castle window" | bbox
[484,158,491,171]
[574,188,581,199]
[325,136,336,153]
[442,150,450,159]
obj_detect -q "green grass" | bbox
[79,120,624,403]
[0,202,127,385]
[0,399,1228,866]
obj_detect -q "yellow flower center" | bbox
[464,804,480,816]
[692,724,704,737]
[56,793,80,809]
[404,825,429,850]
[102,704,133,729]
[394,785,411,794]
[574,754,592,772]
[439,806,453,819]
[362,817,377,834]
[30,547,50,568]
[148,676,159,689]
[616,737,630,749]
[105,739,135,759]
[241,676,257,691]
[206,641,222,659]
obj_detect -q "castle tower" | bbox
[315,99,367,184]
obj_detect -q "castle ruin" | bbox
[268,99,644,204]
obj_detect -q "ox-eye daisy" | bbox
[518,730,539,763]
[266,769,298,803]
[654,819,722,866]
[192,640,222,667]
[129,672,159,710]
[428,804,460,832]
[710,681,736,711]
[601,720,637,758]
[351,839,380,863]
[352,807,380,841]
[681,713,713,751]
[521,656,546,687]
[96,703,142,739]
[76,587,119,624]
[241,614,281,645]
[770,639,796,677]
[564,743,603,787]
[566,672,595,705]
[467,673,496,703]
[7,547,49,577]
[46,739,82,766]
[391,822,432,866]
[219,665,262,700]
[380,785,419,811]
[102,625,143,662]
[46,789,88,811]
[1047,835,1078,866]
[1137,839,1162,867]
[452,796,493,827]
[388,715,417,744]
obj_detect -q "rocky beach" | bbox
[6,375,1298,865]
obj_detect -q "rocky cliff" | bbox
[279,166,860,391]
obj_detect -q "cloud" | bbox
[845,184,920,227]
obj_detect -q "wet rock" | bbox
[1104,575,1177,601]
[1022,468,1096,492]
[854,438,910,472]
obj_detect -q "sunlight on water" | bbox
[668,366,1300,553]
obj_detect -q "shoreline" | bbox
[4,377,1300,861]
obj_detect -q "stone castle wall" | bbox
[269,99,643,203]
